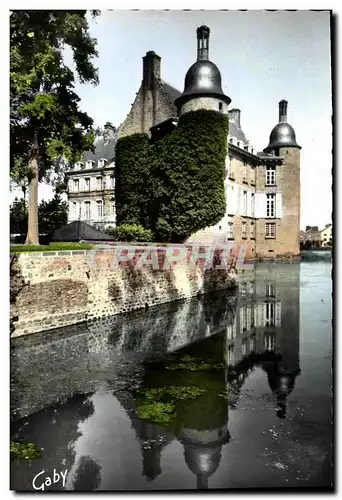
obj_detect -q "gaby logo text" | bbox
[32,469,68,491]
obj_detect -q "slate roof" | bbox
[81,130,117,165]
[228,120,250,144]
[52,221,114,242]
[159,80,182,114]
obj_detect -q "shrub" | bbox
[106,224,153,242]
[115,133,150,226]
[115,110,228,243]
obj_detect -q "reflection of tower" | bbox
[113,390,174,481]
[257,262,301,418]
[262,361,301,419]
[179,424,230,489]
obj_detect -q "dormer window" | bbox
[219,102,223,112]
[74,161,84,171]
[98,158,107,168]
[86,160,95,169]
[229,137,237,146]
[238,140,244,149]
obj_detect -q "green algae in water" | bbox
[10,441,42,461]
[165,355,226,372]
[135,386,206,426]
[136,402,176,425]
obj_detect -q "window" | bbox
[265,302,275,326]
[72,202,77,218]
[228,217,234,239]
[98,158,107,168]
[243,163,248,182]
[73,179,79,192]
[265,222,276,238]
[251,168,256,185]
[229,162,235,180]
[266,194,276,217]
[86,160,94,169]
[242,339,248,356]
[265,283,275,297]
[85,178,90,191]
[243,191,247,215]
[96,200,103,218]
[96,177,102,190]
[241,282,247,296]
[242,221,247,238]
[219,225,222,231]
[228,345,235,366]
[250,221,255,239]
[250,334,256,352]
[110,199,115,216]
[84,201,91,219]
[219,102,223,111]
[266,166,276,186]
[110,176,115,189]
[264,333,275,351]
[251,193,255,216]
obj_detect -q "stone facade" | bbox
[180,97,229,115]
[66,123,117,231]
[118,51,180,139]
[255,148,300,258]
[10,247,237,337]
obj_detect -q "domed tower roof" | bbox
[174,26,231,110]
[264,100,301,153]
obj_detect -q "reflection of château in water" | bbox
[11,263,301,490]
[115,263,301,489]
[226,262,301,416]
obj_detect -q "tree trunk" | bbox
[25,153,39,245]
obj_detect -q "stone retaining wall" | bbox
[10,246,237,337]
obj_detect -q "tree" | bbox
[10,197,27,234]
[10,10,100,244]
[38,194,68,234]
[10,194,68,236]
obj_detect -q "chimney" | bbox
[142,51,161,90]
[229,109,241,128]
[103,122,117,144]
[279,100,288,122]
[197,25,210,61]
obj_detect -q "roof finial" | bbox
[197,25,210,61]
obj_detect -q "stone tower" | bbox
[174,26,231,115]
[255,100,301,257]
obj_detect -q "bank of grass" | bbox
[10,242,95,253]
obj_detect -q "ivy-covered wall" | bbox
[115,110,229,243]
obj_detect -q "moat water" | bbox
[10,261,333,491]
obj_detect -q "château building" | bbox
[66,25,301,258]
[66,123,117,231]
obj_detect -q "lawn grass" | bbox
[10,242,95,253]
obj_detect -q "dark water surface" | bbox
[10,262,333,491]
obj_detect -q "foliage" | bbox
[105,224,153,242]
[10,194,68,235]
[10,10,100,243]
[115,110,228,243]
[10,242,95,253]
[10,198,27,234]
[115,134,150,226]
[10,441,42,461]
[38,194,68,234]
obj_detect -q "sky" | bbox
[10,10,332,231]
